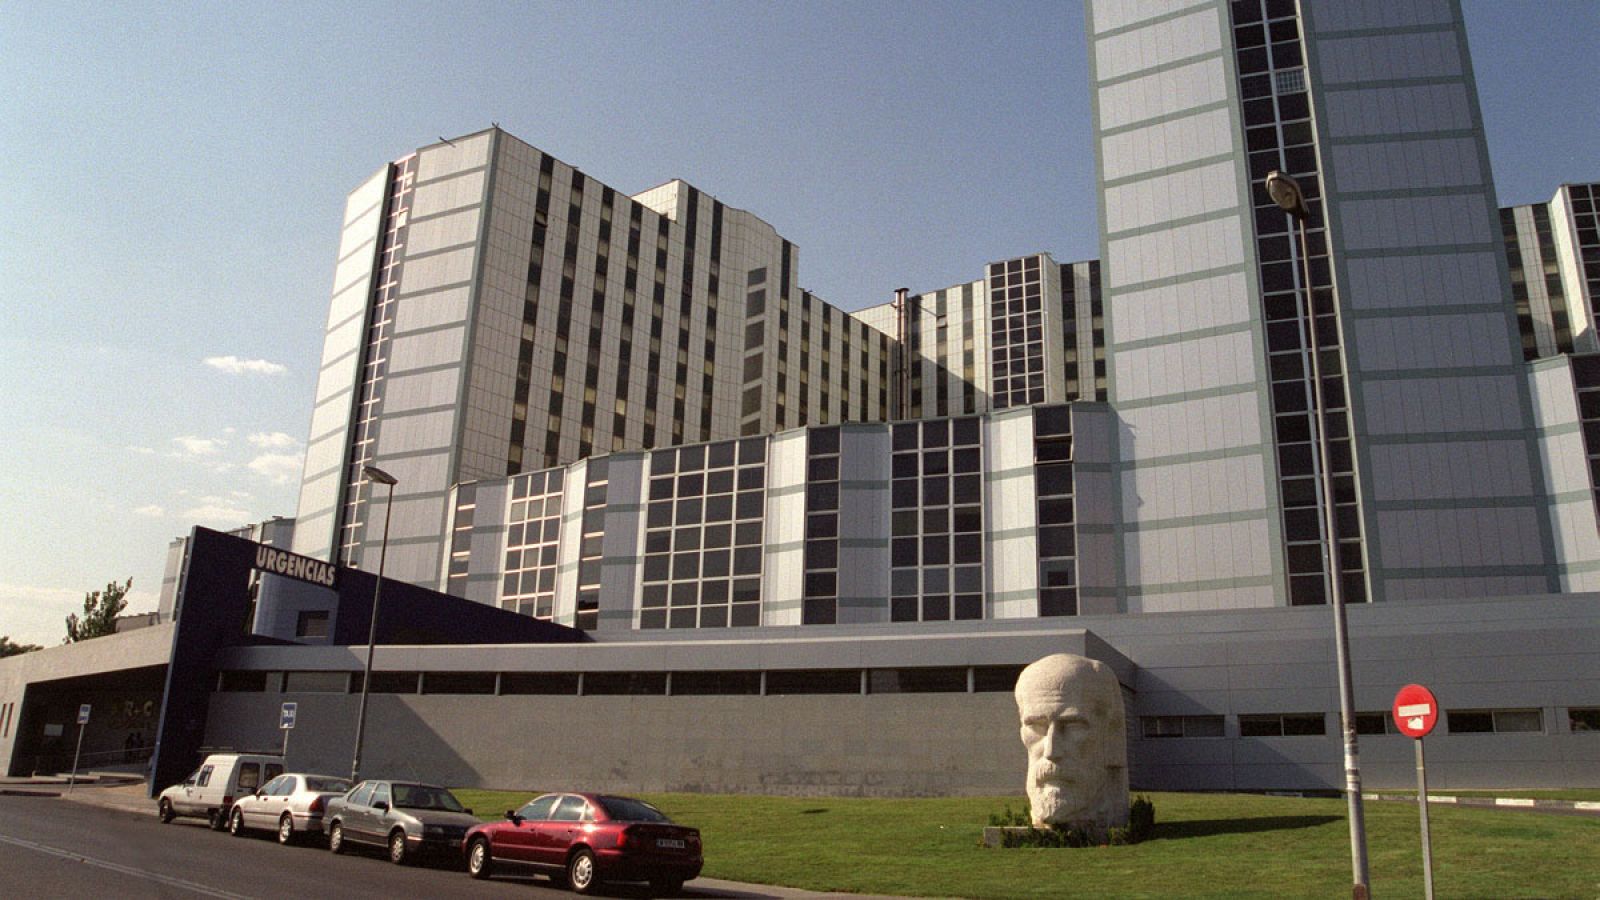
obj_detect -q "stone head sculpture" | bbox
[1014,653,1128,828]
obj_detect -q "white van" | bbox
[157,753,284,830]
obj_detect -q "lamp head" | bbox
[362,465,398,486]
[1265,170,1310,219]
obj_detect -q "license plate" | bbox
[656,838,685,849]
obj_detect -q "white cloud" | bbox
[126,445,156,455]
[180,501,253,525]
[248,431,298,449]
[172,435,225,456]
[132,505,165,517]
[247,452,304,485]
[204,355,287,376]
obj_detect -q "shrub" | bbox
[988,796,1156,847]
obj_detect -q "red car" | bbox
[462,792,702,895]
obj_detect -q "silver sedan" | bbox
[228,773,352,844]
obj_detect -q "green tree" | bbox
[0,635,42,657]
[65,578,131,643]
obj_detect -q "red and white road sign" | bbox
[1393,684,1439,739]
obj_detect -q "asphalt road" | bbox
[0,794,687,899]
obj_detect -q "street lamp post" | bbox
[1266,169,1370,898]
[349,464,397,784]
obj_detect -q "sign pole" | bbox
[68,704,91,794]
[1415,737,1434,900]
[1393,683,1441,900]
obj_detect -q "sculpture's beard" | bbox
[1027,760,1099,824]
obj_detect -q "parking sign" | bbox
[77,704,91,725]
[280,702,297,730]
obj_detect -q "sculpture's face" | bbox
[1016,657,1120,825]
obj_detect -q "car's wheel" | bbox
[467,837,493,879]
[328,822,346,854]
[158,799,175,824]
[568,848,598,894]
[388,829,410,865]
[650,877,685,897]
[207,809,226,831]
[277,813,295,845]
[228,808,245,836]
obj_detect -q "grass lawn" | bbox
[453,789,1600,899]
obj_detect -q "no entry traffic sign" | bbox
[1392,684,1439,739]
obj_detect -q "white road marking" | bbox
[0,832,255,899]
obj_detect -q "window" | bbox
[219,671,271,692]
[670,671,762,695]
[421,672,496,695]
[237,763,261,792]
[1570,708,1600,732]
[295,611,329,639]
[283,671,348,693]
[1447,708,1544,734]
[1355,713,1399,735]
[972,665,1026,693]
[516,794,560,820]
[765,669,860,695]
[499,672,580,695]
[867,668,968,694]
[551,795,589,822]
[1239,713,1326,737]
[196,765,214,787]
[1142,716,1225,738]
[583,672,667,695]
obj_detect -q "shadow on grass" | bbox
[1149,815,1341,840]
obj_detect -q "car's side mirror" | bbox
[464,808,473,816]
[505,810,520,824]
[374,800,389,813]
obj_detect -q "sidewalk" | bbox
[3,777,917,900]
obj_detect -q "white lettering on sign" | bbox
[1397,703,1432,718]
[254,545,338,587]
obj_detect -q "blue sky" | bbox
[1,1,1596,647]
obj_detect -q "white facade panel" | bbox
[1112,330,1256,402]
[327,277,370,332]
[1339,195,1494,252]
[1101,108,1237,183]
[1321,83,1473,138]
[1316,31,1464,84]
[1133,584,1276,613]
[1307,0,1454,32]
[410,170,487,219]
[393,286,472,334]
[1376,507,1547,569]
[1367,441,1534,502]
[343,168,388,226]
[416,133,492,182]
[1093,7,1220,81]
[376,410,457,456]
[1328,138,1483,194]
[383,369,462,414]
[1089,0,1210,35]
[1350,313,1515,371]
[407,208,482,255]
[1096,57,1228,131]
[1125,518,1273,586]
[1117,391,1263,461]
[1110,273,1250,346]
[399,246,478,294]
[1122,454,1267,521]
[1343,251,1501,311]
[389,326,467,373]
[1362,375,1526,435]
[1107,215,1244,288]
[1104,160,1238,234]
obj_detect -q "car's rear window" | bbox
[599,796,671,823]
[392,784,465,812]
[307,776,350,792]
